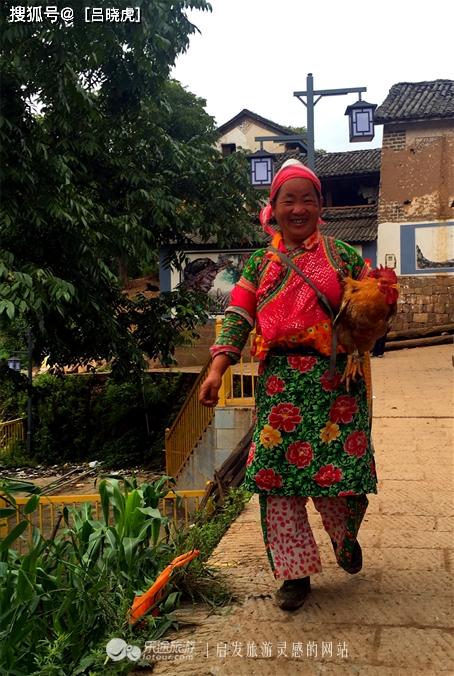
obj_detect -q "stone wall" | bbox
[393,274,454,332]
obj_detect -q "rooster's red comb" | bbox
[369,265,398,283]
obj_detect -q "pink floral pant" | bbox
[261,495,352,580]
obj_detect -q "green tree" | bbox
[0,1,259,372]
[161,78,218,143]
[285,124,308,141]
[284,125,325,153]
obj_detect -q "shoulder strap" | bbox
[323,235,349,279]
[267,246,335,318]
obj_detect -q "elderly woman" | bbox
[199,160,376,611]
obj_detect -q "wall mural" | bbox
[180,252,252,313]
[416,245,454,269]
[415,225,454,270]
[400,222,454,274]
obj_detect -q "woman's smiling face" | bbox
[272,177,322,247]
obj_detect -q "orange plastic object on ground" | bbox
[129,549,200,624]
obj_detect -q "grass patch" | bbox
[169,487,252,608]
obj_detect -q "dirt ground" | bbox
[3,465,162,496]
[131,344,454,676]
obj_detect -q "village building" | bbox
[159,79,453,365]
[374,79,454,332]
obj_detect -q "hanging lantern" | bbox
[248,148,274,186]
[345,99,377,142]
[7,357,21,371]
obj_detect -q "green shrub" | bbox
[0,360,28,420]
[0,438,31,468]
[89,373,195,467]
[22,372,196,467]
[32,373,95,464]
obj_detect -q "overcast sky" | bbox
[172,0,453,152]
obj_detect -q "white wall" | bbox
[378,220,454,276]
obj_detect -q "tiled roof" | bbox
[374,80,454,123]
[315,149,381,177]
[274,149,381,177]
[188,206,377,247]
[186,229,267,247]
[320,205,377,242]
[216,108,293,137]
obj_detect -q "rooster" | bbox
[333,266,399,389]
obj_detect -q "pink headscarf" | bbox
[260,160,323,236]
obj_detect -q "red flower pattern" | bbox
[254,468,283,490]
[343,431,368,457]
[338,490,357,496]
[246,442,256,466]
[329,395,358,424]
[286,441,313,468]
[268,402,302,432]
[320,369,342,392]
[313,464,343,487]
[287,356,317,373]
[265,375,286,396]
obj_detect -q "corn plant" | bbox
[0,475,181,675]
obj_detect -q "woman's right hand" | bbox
[199,371,222,407]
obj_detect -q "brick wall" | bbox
[381,130,406,150]
[172,319,255,367]
[172,321,216,367]
[378,123,454,224]
[377,123,454,335]
[393,275,454,332]
[378,200,406,224]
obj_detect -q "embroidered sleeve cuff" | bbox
[224,305,254,326]
[211,311,252,358]
[209,345,241,363]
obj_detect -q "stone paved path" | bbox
[140,345,453,675]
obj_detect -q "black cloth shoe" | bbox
[275,576,311,611]
[331,538,362,574]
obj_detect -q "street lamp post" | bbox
[26,328,33,456]
[294,73,369,171]
[5,331,33,454]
